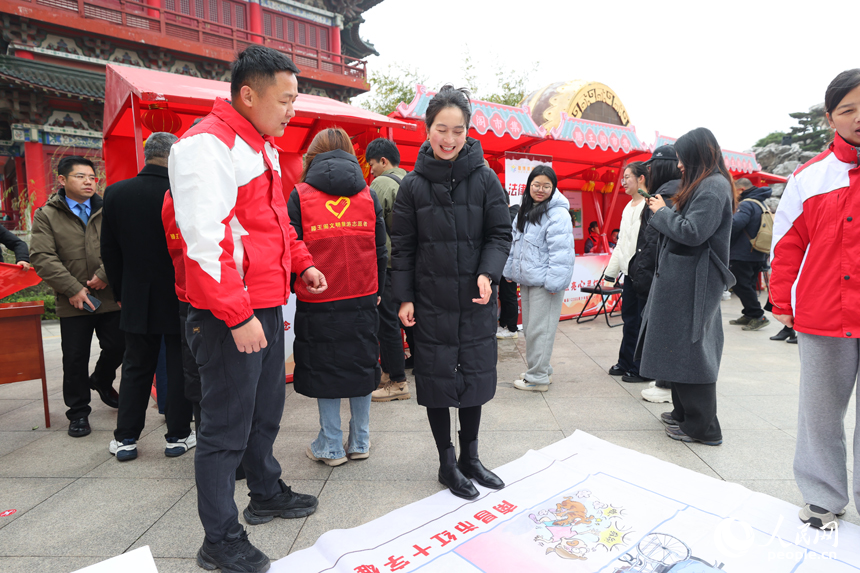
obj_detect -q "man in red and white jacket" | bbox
[770,69,860,532]
[168,46,327,572]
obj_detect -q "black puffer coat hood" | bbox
[304,149,367,197]
[391,138,512,408]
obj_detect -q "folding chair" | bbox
[576,281,623,328]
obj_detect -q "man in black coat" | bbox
[728,178,772,332]
[101,132,194,462]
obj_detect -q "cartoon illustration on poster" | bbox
[611,533,727,572]
[529,489,632,562]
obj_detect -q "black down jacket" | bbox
[288,149,387,399]
[628,179,680,299]
[391,138,512,408]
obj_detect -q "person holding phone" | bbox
[30,156,124,439]
[392,85,512,500]
[604,162,650,383]
[638,128,736,447]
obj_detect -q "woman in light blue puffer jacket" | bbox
[503,165,575,392]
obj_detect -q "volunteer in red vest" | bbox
[771,68,860,532]
[168,45,327,573]
[288,127,387,466]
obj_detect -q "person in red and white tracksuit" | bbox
[770,68,860,532]
[169,46,328,572]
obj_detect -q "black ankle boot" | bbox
[457,434,504,490]
[438,446,479,500]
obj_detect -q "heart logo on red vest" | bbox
[325,197,351,219]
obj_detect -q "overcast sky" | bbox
[353,0,854,153]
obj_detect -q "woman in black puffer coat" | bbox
[391,85,512,500]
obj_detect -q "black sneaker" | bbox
[197,527,270,572]
[243,479,318,525]
[608,364,625,376]
[621,372,653,383]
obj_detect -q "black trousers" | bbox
[498,278,519,332]
[60,311,125,420]
[187,306,285,543]
[729,260,764,319]
[179,302,202,416]
[670,382,722,442]
[378,269,406,382]
[617,277,645,374]
[114,331,193,441]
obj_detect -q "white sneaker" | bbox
[109,438,137,461]
[513,379,549,392]
[165,430,197,457]
[520,372,553,384]
[497,328,518,339]
[641,386,672,404]
[648,381,657,388]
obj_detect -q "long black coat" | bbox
[101,164,179,335]
[636,174,736,385]
[288,149,387,399]
[391,138,512,408]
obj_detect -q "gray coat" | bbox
[636,174,736,384]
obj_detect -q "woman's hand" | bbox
[647,194,666,213]
[472,275,492,305]
[773,313,794,328]
[399,302,416,326]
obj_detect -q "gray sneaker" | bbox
[742,317,770,331]
[799,504,843,530]
[729,315,752,325]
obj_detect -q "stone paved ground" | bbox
[0,295,856,572]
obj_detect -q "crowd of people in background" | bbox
[2,47,859,569]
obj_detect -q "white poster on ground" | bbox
[504,153,553,207]
[273,431,860,572]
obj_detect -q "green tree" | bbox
[788,106,832,152]
[754,131,787,148]
[357,64,427,117]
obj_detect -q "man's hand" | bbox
[87,274,107,290]
[69,287,95,311]
[399,302,416,326]
[302,266,328,295]
[472,275,492,305]
[231,316,267,354]
[17,261,31,271]
[773,313,794,328]
[647,194,667,213]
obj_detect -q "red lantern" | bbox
[141,108,182,134]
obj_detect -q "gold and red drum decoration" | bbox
[521,81,631,132]
[141,107,182,134]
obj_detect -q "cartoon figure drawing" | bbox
[529,490,631,561]
[613,533,726,572]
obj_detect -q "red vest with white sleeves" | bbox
[293,182,377,303]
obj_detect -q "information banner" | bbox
[564,191,584,240]
[282,298,297,383]
[561,253,620,320]
[504,153,553,206]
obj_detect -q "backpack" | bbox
[741,198,774,254]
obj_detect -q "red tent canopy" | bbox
[102,64,416,188]
[390,85,652,252]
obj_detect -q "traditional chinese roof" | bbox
[653,133,760,174]
[0,55,105,101]
[551,113,646,153]
[394,85,546,140]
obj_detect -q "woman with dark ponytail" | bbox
[504,165,575,392]
[391,85,512,500]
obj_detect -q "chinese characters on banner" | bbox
[504,152,552,207]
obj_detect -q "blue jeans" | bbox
[311,394,371,459]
